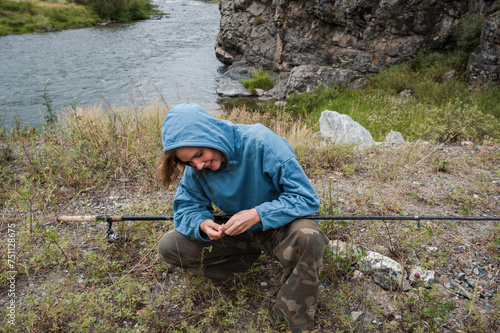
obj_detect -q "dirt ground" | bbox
[1,141,499,332]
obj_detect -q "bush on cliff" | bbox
[242,69,274,93]
[450,12,483,53]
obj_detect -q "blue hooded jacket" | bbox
[161,103,320,241]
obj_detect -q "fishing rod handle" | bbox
[57,215,124,222]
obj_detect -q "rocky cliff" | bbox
[215,0,499,99]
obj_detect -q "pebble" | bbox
[427,246,438,252]
[475,268,487,277]
[353,270,363,279]
[351,311,363,322]
[466,279,478,288]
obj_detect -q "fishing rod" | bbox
[57,214,500,243]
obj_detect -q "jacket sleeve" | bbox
[173,172,214,241]
[254,148,320,230]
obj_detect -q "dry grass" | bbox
[0,104,499,332]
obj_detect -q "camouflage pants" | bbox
[158,218,329,332]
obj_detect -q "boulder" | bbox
[385,131,405,144]
[216,62,256,97]
[216,75,253,97]
[358,251,403,275]
[285,65,365,96]
[319,110,374,145]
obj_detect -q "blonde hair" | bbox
[156,149,184,189]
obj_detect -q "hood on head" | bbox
[161,103,236,161]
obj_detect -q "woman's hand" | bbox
[222,208,261,236]
[200,219,225,240]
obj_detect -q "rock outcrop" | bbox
[215,0,499,99]
[466,11,500,86]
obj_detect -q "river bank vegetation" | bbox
[0,51,499,331]
[230,50,500,144]
[0,0,161,36]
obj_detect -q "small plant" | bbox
[41,79,57,126]
[319,208,346,237]
[10,176,41,234]
[460,202,472,216]
[241,69,274,93]
[321,240,365,282]
[253,16,265,26]
[340,163,354,178]
[433,157,449,172]
[44,227,68,259]
[487,222,500,261]
[0,143,13,165]
[406,284,457,331]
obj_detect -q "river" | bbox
[0,0,224,129]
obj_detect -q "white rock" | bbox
[358,251,402,274]
[329,240,363,257]
[319,110,374,145]
[409,267,436,283]
[427,246,438,253]
[351,311,364,322]
[385,131,405,144]
[353,270,364,279]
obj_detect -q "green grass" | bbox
[0,0,102,35]
[284,51,500,143]
[488,223,500,261]
[0,0,163,36]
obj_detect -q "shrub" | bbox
[451,13,483,53]
[129,0,149,20]
[286,83,341,118]
[241,69,274,93]
[87,0,156,20]
[0,0,23,11]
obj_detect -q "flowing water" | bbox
[0,0,223,129]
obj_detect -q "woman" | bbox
[157,103,328,332]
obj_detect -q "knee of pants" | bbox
[286,219,329,259]
[157,231,185,264]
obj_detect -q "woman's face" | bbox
[176,147,225,171]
